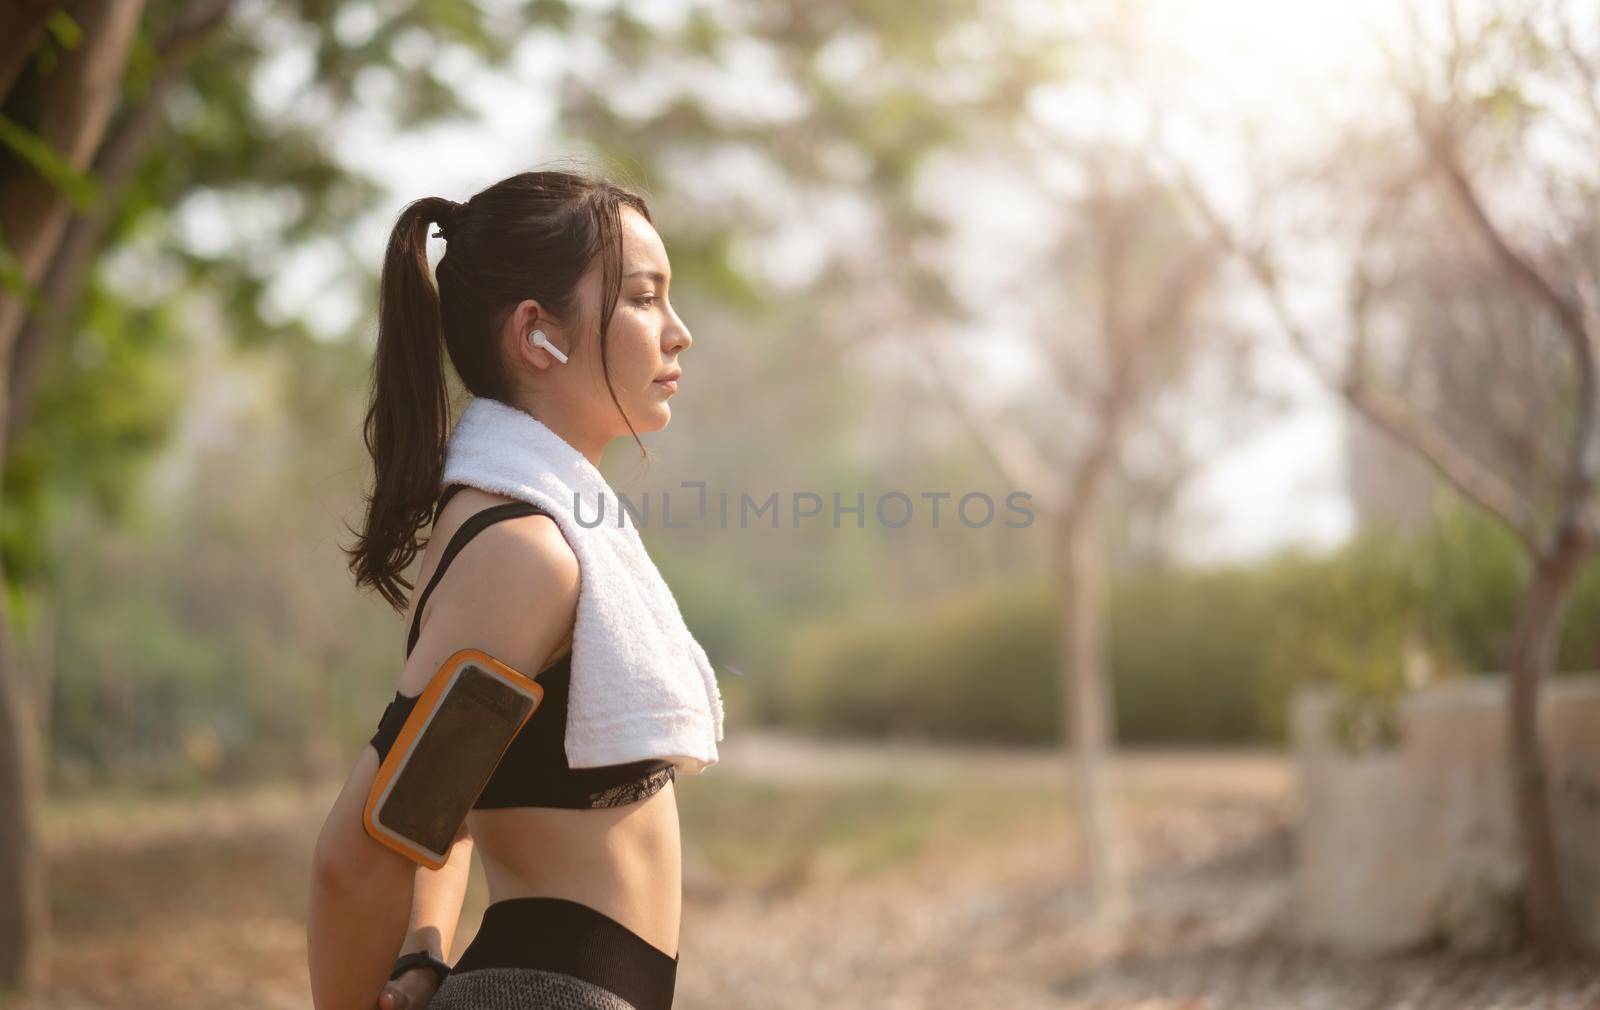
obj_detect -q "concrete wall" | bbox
[1290,674,1600,954]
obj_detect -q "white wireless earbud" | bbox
[530,329,568,364]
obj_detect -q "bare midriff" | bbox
[464,640,683,962]
[467,780,683,960]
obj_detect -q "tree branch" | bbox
[1176,165,1544,552]
[1347,380,1541,551]
[1411,105,1599,548]
[8,0,235,448]
[0,0,148,380]
[0,1,60,104]
[1174,167,1342,388]
[1419,123,1587,349]
[915,334,1065,516]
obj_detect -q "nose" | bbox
[664,305,691,353]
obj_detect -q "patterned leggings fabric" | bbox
[428,966,639,1010]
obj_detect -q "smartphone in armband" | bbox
[363,648,544,869]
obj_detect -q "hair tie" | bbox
[432,200,462,241]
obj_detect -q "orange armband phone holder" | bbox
[363,648,544,869]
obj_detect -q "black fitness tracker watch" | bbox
[389,950,452,988]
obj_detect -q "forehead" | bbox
[621,206,668,272]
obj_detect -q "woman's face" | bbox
[513,206,691,455]
[599,206,691,436]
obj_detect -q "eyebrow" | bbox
[625,269,668,284]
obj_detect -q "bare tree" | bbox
[911,147,1230,927]
[1177,0,1599,954]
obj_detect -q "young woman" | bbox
[308,169,700,1010]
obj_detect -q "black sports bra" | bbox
[368,483,676,810]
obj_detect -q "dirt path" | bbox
[713,727,1292,796]
[681,731,1599,1009]
[7,731,1598,1009]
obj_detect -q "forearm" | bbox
[400,834,474,961]
[307,749,419,1010]
[309,849,415,1010]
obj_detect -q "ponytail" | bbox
[343,196,458,612]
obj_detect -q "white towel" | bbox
[439,395,724,773]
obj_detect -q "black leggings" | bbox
[430,897,678,1010]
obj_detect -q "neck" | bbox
[506,394,608,469]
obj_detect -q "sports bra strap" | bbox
[434,482,470,523]
[408,492,552,659]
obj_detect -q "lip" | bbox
[653,369,682,392]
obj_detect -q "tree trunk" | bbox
[0,2,59,103]
[1505,536,1590,956]
[0,3,146,993]
[1055,491,1130,928]
[0,595,47,993]
[0,0,146,371]
[9,98,166,449]
[8,0,233,449]
[24,599,55,782]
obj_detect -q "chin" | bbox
[639,403,672,432]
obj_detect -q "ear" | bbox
[511,298,547,337]
[508,299,559,370]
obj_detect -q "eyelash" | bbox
[635,295,657,307]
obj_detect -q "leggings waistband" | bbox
[451,896,678,1010]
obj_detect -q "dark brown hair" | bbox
[344,168,653,612]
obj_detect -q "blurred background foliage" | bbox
[774,499,1600,751]
[4,0,1596,800]
[38,402,1597,797]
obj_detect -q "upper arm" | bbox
[399,512,580,696]
[316,513,578,882]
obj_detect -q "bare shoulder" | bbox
[433,487,579,586]
[399,496,580,694]
[459,509,578,591]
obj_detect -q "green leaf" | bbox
[45,10,84,49]
[0,112,100,210]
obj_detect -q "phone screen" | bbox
[373,662,537,860]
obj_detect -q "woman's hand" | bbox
[376,967,442,1010]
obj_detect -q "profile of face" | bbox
[504,206,691,456]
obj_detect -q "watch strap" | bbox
[389,949,452,987]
